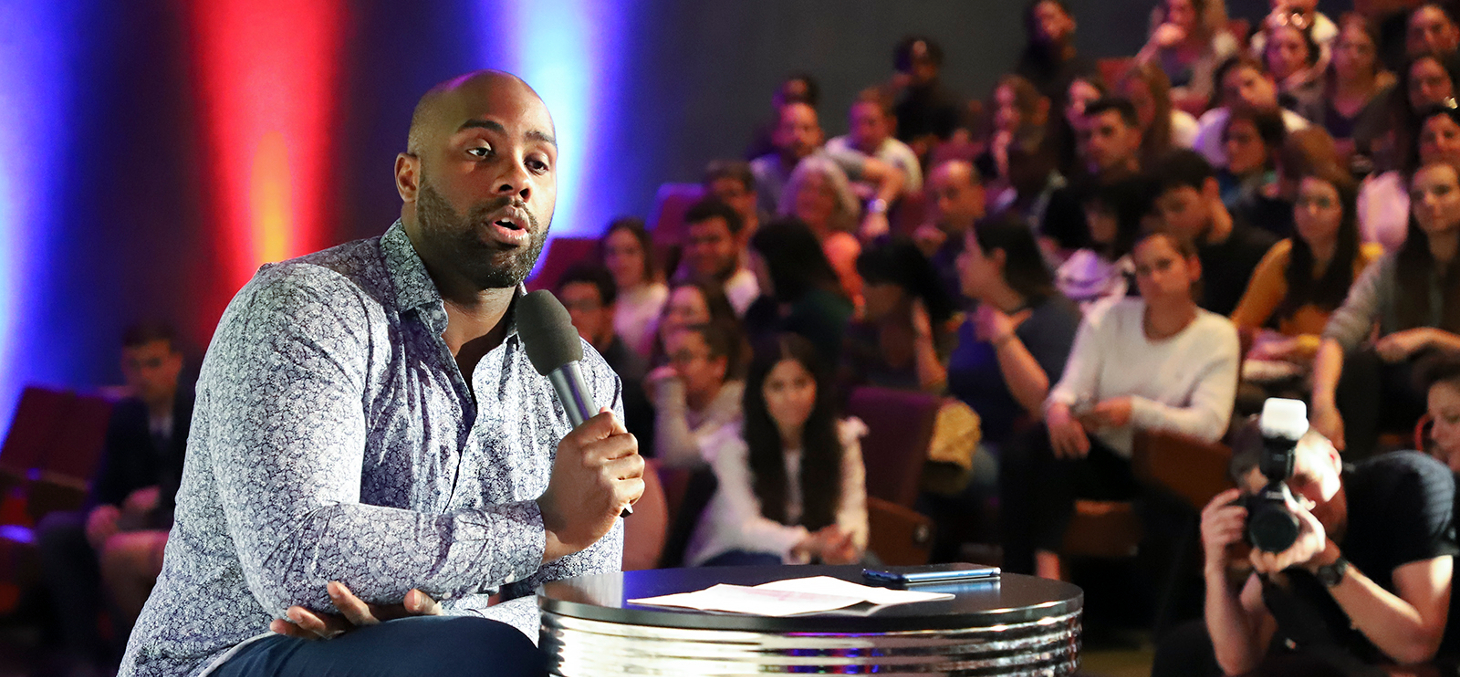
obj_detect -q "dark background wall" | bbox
[8,0,1347,407]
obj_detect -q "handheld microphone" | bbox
[516,289,633,516]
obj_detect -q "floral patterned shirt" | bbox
[120,222,624,677]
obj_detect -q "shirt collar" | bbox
[380,220,523,341]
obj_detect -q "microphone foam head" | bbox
[516,289,584,376]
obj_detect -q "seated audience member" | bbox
[1061,75,1108,155]
[1361,102,1460,255]
[1151,149,1278,316]
[600,217,667,359]
[1258,17,1325,115]
[1118,61,1201,159]
[1231,165,1384,405]
[841,238,956,394]
[1406,3,1460,65]
[1135,0,1240,107]
[650,279,739,365]
[827,88,923,196]
[743,219,855,367]
[1215,107,1285,210]
[1005,231,1240,579]
[779,155,867,308]
[750,101,903,233]
[676,199,759,316]
[979,74,1056,189]
[1367,52,1460,177]
[997,143,1089,264]
[1249,0,1340,61]
[890,35,964,156]
[38,323,194,667]
[745,73,820,161]
[1312,159,1460,458]
[1233,126,1341,240]
[1152,423,1455,676]
[1015,0,1096,102]
[1057,177,1148,313]
[684,333,867,567]
[704,159,764,243]
[949,213,1083,449]
[647,322,746,469]
[914,159,988,303]
[1077,96,1145,182]
[1304,13,1395,160]
[1423,355,1460,472]
[556,264,655,459]
[1193,55,1312,168]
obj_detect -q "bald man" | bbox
[914,160,987,302]
[119,71,643,677]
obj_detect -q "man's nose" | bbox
[495,161,532,202]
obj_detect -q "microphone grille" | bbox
[516,289,585,376]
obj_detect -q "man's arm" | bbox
[209,268,548,617]
[1316,550,1453,665]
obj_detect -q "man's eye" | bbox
[468,146,491,158]
[528,158,550,172]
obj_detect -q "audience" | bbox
[1249,0,1339,61]
[1117,61,1200,161]
[684,333,867,567]
[1151,148,1278,316]
[1406,3,1460,65]
[704,159,764,245]
[890,35,964,156]
[914,159,988,303]
[1423,355,1460,472]
[1215,107,1285,209]
[1192,54,1311,168]
[677,199,759,316]
[949,213,1083,449]
[1260,19,1324,115]
[648,321,746,469]
[1006,231,1239,580]
[745,73,820,161]
[1305,13,1394,160]
[37,322,194,670]
[600,217,667,359]
[1360,104,1460,254]
[1313,158,1460,459]
[749,100,903,225]
[1078,96,1145,181]
[827,88,924,197]
[555,263,656,460]
[779,155,869,308]
[1369,51,1460,176]
[651,279,739,365]
[743,219,854,366]
[1136,0,1241,108]
[841,238,956,393]
[1231,164,1383,407]
[1015,0,1096,102]
[981,74,1056,188]
[1057,177,1148,313]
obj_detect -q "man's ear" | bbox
[396,153,420,203]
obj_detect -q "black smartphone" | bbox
[862,563,1001,586]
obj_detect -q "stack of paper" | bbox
[628,576,954,617]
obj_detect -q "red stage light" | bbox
[186,0,344,330]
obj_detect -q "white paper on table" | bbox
[628,576,954,616]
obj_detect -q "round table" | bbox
[538,565,1082,675]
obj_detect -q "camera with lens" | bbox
[1233,398,1309,553]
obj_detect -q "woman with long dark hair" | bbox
[1118,61,1199,161]
[1135,0,1239,108]
[1314,158,1460,458]
[743,219,855,366]
[1058,178,1148,313]
[1360,105,1460,251]
[1232,164,1383,369]
[684,333,868,567]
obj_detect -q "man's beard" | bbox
[416,177,548,289]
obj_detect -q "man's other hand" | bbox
[538,408,645,563]
[269,581,442,640]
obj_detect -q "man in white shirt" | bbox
[826,88,923,196]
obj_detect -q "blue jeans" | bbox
[211,615,547,677]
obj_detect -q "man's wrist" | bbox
[1304,539,1342,574]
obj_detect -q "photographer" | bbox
[1162,421,1457,675]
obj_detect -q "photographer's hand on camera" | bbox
[1247,493,1333,577]
[1200,489,1250,575]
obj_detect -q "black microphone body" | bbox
[516,289,632,516]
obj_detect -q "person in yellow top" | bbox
[1230,164,1383,384]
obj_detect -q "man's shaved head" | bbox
[395,69,560,291]
[406,70,551,156]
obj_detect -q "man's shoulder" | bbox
[238,236,391,314]
[1354,450,1454,489]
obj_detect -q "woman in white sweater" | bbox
[685,333,868,567]
[1002,231,1240,580]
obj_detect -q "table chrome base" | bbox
[542,609,1081,676]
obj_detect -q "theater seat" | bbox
[845,387,943,565]
[648,183,705,252]
[524,237,598,293]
